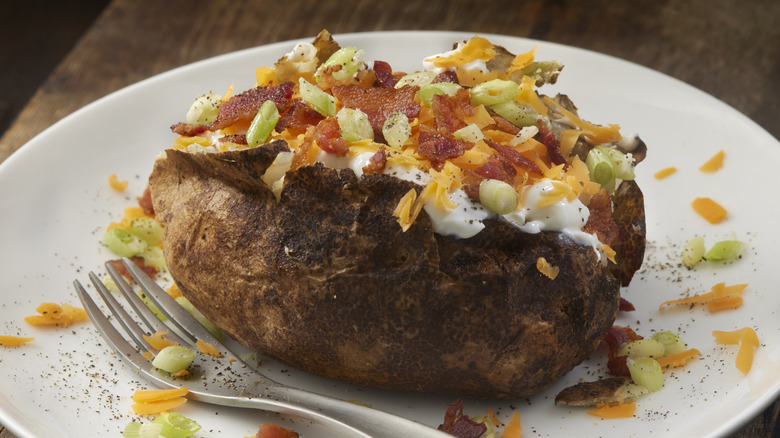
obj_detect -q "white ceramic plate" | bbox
[1,31,778,438]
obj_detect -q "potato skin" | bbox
[150,141,628,399]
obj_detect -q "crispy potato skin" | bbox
[150,141,631,399]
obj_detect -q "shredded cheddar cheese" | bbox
[653,167,677,180]
[24,303,88,327]
[108,173,128,192]
[712,327,759,375]
[587,401,636,419]
[196,339,223,358]
[426,36,495,69]
[144,330,178,350]
[691,197,727,224]
[536,257,559,279]
[0,335,35,347]
[699,149,725,173]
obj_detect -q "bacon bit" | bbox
[473,156,517,185]
[417,128,468,167]
[106,257,159,283]
[362,146,387,175]
[607,355,631,377]
[0,335,35,347]
[433,70,460,84]
[24,303,88,327]
[536,257,559,279]
[219,134,248,145]
[500,411,522,438]
[373,60,397,88]
[699,149,725,173]
[653,166,677,180]
[144,330,178,350]
[313,117,349,156]
[276,99,325,135]
[603,325,643,376]
[108,174,128,192]
[209,82,294,131]
[196,339,223,358]
[536,119,568,168]
[691,197,727,224]
[438,399,487,438]
[587,401,636,419]
[431,88,473,134]
[331,85,420,141]
[656,348,701,369]
[137,186,154,215]
[618,297,635,312]
[485,139,543,175]
[659,282,748,311]
[170,122,208,136]
[491,114,521,135]
[713,327,759,375]
[583,189,620,247]
[255,423,300,438]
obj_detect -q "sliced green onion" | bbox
[652,331,687,356]
[184,93,221,126]
[103,228,148,257]
[127,217,164,245]
[489,101,538,127]
[176,296,224,342]
[418,82,462,106]
[382,112,412,148]
[682,236,706,267]
[626,357,664,392]
[618,338,666,359]
[141,246,167,270]
[479,179,518,215]
[585,147,616,187]
[394,71,436,88]
[453,124,485,143]
[337,108,374,142]
[595,145,635,180]
[123,421,165,438]
[139,290,167,322]
[247,100,280,148]
[470,79,521,106]
[299,77,336,116]
[317,46,363,81]
[704,240,745,262]
[152,345,196,373]
[152,412,202,438]
[102,275,120,294]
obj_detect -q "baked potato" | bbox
[149,31,647,399]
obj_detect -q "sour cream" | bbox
[422,41,490,74]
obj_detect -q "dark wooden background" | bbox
[1,0,778,436]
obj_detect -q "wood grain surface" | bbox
[1,0,778,436]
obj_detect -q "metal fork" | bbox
[74,258,451,438]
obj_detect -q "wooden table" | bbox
[1,0,778,436]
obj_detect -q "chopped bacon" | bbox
[276,99,325,135]
[607,355,631,377]
[331,85,420,142]
[460,169,483,201]
[583,189,620,246]
[536,119,568,168]
[438,399,487,438]
[491,114,521,135]
[417,135,467,168]
[209,82,294,131]
[474,156,517,185]
[362,147,387,175]
[219,134,248,145]
[106,257,159,283]
[603,324,643,377]
[137,186,154,215]
[373,60,397,88]
[619,297,636,312]
[170,122,208,136]
[431,88,473,134]
[254,423,299,438]
[313,117,349,156]
[433,70,460,84]
[485,139,543,175]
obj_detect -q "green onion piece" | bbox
[317,46,363,81]
[127,217,164,245]
[246,100,280,148]
[652,331,687,356]
[152,345,196,374]
[618,338,666,359]
[141,246,167,270]
[704,240,745,262]
[626,357,664,392]
[184,93,221,126]
[453,124,485,143]
[139,290,167,322]
[337,108,374,142]
[102,275,120,294]
[489,101,538,127]
[175,296,224,342]
[152,413,202,438]
[103,228,148,257]
[299,77,336,116]
[595,145,635,180]
[394,71,436,88]
[123,422,164,438]
[521,61,564,85]
[479,179,518,215]
[585,147,616,187]
[382,112,412,148]
[682,236,706,267]
[418,82,462,106]
[470,79,521,106]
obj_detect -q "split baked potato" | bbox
[148,31,646,399]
